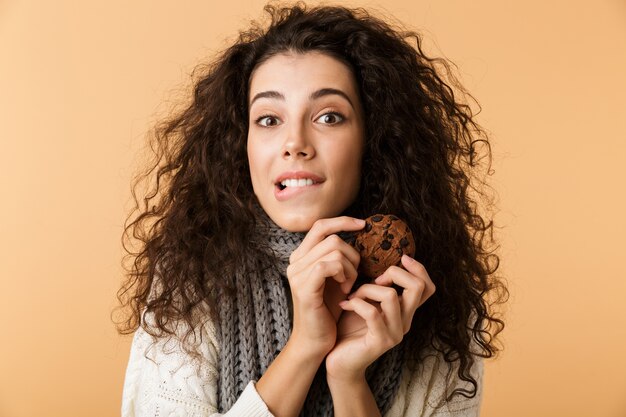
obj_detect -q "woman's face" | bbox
[247,51,365,232]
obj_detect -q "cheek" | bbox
[331,143,363,188]
[346,140,364,194]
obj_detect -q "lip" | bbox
[274,171,325,184]
[274,181,323,201]
[273,171,325,202]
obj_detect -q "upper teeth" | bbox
[280,179,315,187]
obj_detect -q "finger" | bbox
[347,284,403,337]
[290,217,365,263]
[375,258,436,306]
[301,257,355,296]
[339,298,402,349]
[336,255,359,294]
[290,234,361,277]
[325,255,358,294]
[400,255,436,303]
[373,264,434,333]
[339,297,389,339]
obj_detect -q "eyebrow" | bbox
[249,88,355,109]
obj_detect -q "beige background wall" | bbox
[1,1,625,416]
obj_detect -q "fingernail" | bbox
[353,218,365,226]
[402,254,415,263]
[339,300,349,307]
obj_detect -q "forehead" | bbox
[248,51,359,101]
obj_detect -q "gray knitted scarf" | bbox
[216,209,405,416]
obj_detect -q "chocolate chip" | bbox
[372,215,382,222]
[400,237,409,247]
[380,240,391,250]
[365,222,372,232]
[387,233,394,240]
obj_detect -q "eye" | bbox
[316,112,345,125]
[255,114,281,127]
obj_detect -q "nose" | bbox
[281,122,315,160]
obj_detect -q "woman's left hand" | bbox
[325,255,437,382]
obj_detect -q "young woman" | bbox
[117,3,507,417]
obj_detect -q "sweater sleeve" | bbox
[120,322,275,417]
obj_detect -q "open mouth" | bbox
[274,179,323,201]
[275,178,320,190]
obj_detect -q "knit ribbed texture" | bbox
[216,206,405,416]
[227,381,274,417]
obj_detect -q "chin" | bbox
[262,206,323,232]
[258,196,351,233]
[273,214,316,233]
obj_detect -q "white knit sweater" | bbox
[121,317,484,417]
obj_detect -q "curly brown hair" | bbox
[115,1,508,403]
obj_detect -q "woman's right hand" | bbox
[285,216,365,359]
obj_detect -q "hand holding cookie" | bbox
[327,214,436,382]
